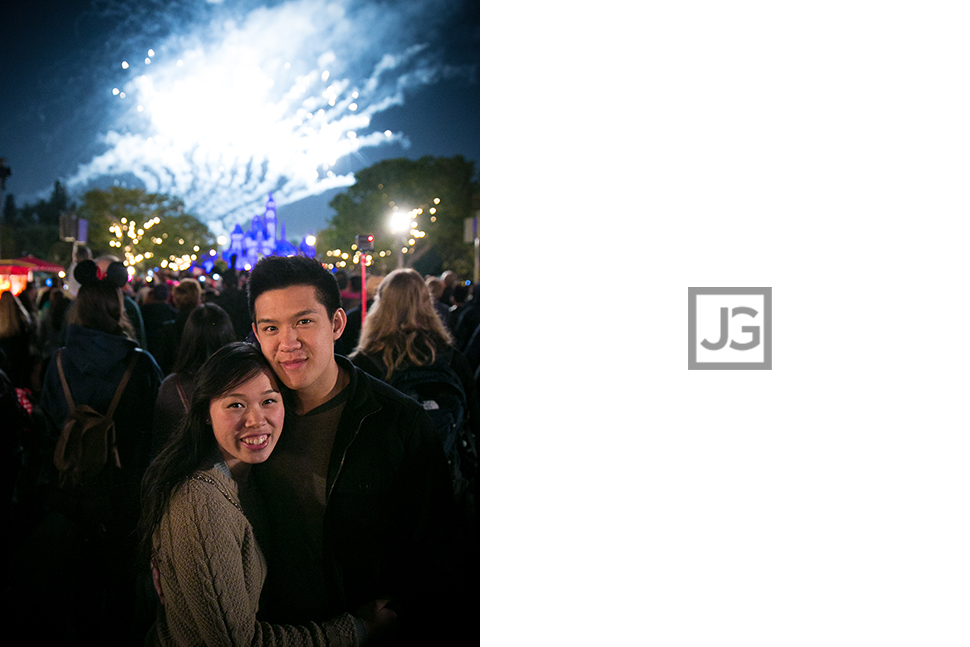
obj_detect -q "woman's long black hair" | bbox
[171,303,237,376]
[137,341,276,567]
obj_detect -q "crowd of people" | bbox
[0,246,480,645]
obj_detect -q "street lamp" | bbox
[388,208,413,268]
[300,234,317,259]
[388,208,412,234]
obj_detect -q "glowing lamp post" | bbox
[215,235,228,266]
[302,234,317,259]
[388,208,412,268]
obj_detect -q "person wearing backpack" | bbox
[34,259,163,644]
[348,268,475,497]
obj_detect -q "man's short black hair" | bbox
[150,283,170,302]
[248,255,342,321]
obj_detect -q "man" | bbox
[438,270,460,308]
[138,282,176,362]
[64,243,92,299]
[213,267,253,341]
[425,275,452,328]
[248,255,469,645]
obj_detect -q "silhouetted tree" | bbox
[322,156,479,276]
[77,187,214,273]
[2,195,14,222]
[3,181,76,263]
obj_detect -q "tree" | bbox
[77,187,214,274]
[1,181,76,263]
[321,156,479,276]
[3,194,16,222]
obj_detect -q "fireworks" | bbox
[63,0,470,236]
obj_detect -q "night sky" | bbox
[0,0,480,240]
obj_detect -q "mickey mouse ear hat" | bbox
[74,259,128,288]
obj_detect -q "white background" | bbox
[483,2,970,645]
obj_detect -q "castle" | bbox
[207,193,317,272]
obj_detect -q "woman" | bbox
[38,258,164,643]
[350,269,471,382]
[0,289,34,390]
[139,342,394,646]
[349,268,474,495]
[37,287,70,382]
[151,303,236,455]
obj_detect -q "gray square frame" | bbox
[688,287,772,370]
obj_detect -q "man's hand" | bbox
[356,598,398,645]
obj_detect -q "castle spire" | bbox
[265,192,278,242]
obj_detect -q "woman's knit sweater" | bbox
[149,464,360,646]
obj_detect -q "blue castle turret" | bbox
[213,193,315,272]
[265,192,278,242]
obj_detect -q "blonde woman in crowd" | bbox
[349,268,474,488]
[350,269,468,381]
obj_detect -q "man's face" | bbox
[253,284,346,409]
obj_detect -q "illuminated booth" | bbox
[0,261,33,295]
[0,256,66,295]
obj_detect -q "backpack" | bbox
[52,351,138,535]
[381,350,469,496]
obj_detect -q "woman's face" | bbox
[209,368,283,472]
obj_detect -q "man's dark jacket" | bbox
[257,355,468,645]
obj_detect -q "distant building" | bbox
[208,193,317,272]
